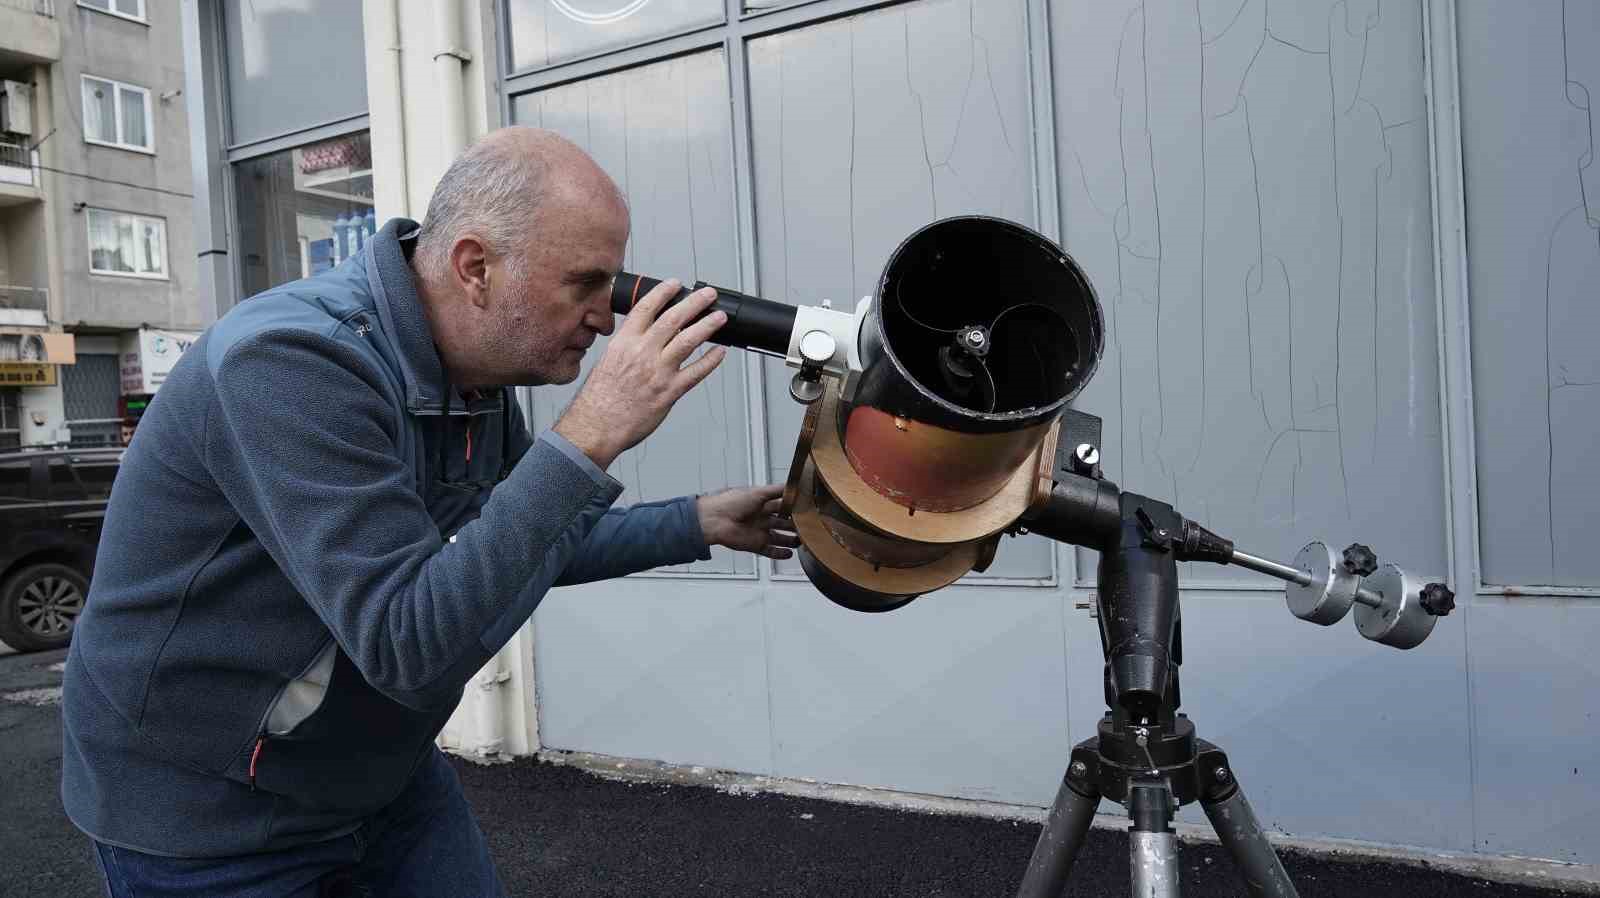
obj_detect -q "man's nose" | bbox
[588,298,615,337]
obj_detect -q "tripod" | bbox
[1015,479,1299,898]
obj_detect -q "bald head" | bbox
[416,126,626,281]
[412,127,633,389]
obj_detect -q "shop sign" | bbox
[0,362,56,386]
[0,330,76,364]
[121,328,200,395]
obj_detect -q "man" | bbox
[61,127,798,896]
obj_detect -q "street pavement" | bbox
[1,648,1589,897]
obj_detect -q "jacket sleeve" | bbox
[504,391,713,586]
[206,329,623,711]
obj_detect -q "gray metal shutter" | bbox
[62,354,122,447]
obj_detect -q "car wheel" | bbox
[0,563,88,652]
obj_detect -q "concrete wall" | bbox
[43,1,199,330]
[18,379,64,444]
[364,0,500,224]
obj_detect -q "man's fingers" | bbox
[671,346,726,395]
[768,531,801,549]
[765,546,795,560]
[663,307,729,367]
[650,286,720,347]
[620,278,682,335]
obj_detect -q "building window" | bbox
[505,0,725,71]
[222,0,367,147]
[232,131,374,297]
[0,391,19,452]
[87,209,168,279]
[79,0,147,23]
[81,76,153,152]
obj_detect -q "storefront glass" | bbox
[505,0,724,71]
[223,0,368,146]
[231,131,376,298]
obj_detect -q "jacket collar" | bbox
[364,217,507,418]
[365,217,451,415]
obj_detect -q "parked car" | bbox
[0,447,122,652]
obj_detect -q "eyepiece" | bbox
[610,272,797,357]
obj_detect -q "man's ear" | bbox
[448,235,491,309]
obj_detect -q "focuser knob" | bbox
[1420,582,1456,616]
[1341,543,1379,577]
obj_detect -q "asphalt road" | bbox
[2,648,1587,897]
[1,648,82,897]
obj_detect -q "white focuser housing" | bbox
[784,296,872,400]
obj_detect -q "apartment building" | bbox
[0,0,200,451]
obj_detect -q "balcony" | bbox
[0,142,37,204]
[0,0,58,65]
[0,284,47,313]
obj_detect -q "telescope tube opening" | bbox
[861,216,1105,432]
[842,217,1105,513]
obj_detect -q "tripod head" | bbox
[1022,428,1453,717]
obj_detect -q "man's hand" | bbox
[555,279,727,469]
[697,484,801,560]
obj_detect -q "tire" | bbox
[0,563,88,653]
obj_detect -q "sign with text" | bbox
[0,362,56,387]
[120,328,200,395]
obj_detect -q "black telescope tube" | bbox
[611,272,797,357]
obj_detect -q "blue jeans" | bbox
[91,748,505,898]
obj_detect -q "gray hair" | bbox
[415,137,549,281]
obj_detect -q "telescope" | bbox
[610,216,1454,898]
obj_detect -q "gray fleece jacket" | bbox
[60,217,709,857]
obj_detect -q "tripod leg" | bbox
[1130,832,1181,897]
[1200,779,1299,898]
[1129,781,1181,898]
[1014,770,1100,898]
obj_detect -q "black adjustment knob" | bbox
[1420,582,1456,616]
[1342,543,1379,577]
[1135,507,1173,552]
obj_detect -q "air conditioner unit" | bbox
[1,81,32,137]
